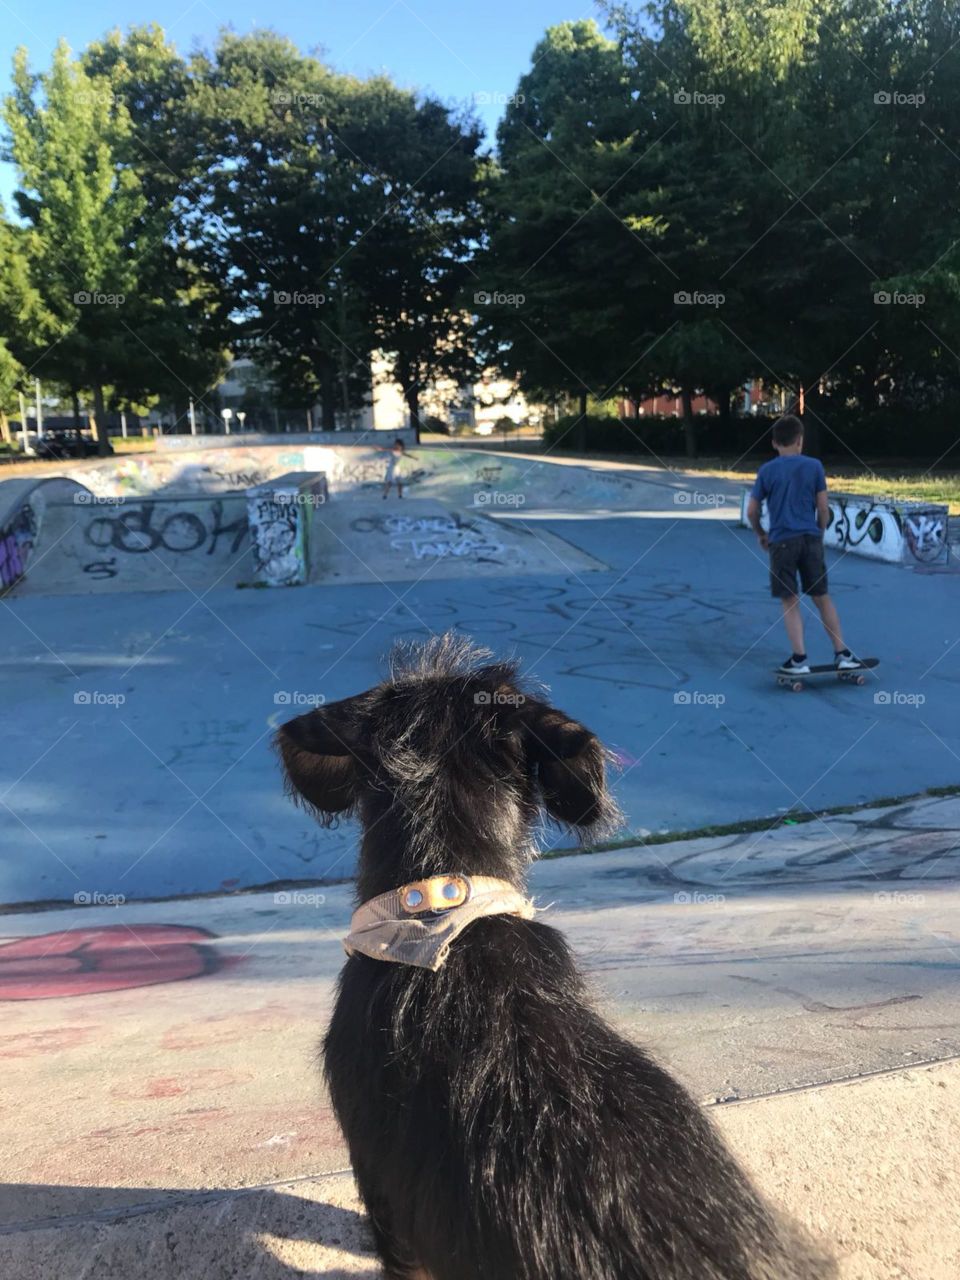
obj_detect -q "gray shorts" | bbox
[769,533,828,598]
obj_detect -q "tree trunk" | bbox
[717,387,732,433]
[71,389,81,430]
[91,383,112,456]
[405,384,422,444]
[681,386,697,458]
[575,389,589,451]
[320,368,337,432]
[0,410,11,445]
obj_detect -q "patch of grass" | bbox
[542,782,960,860]
[111,438,157,452]
[638,457,960,514]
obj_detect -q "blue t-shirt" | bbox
[751,455,826,544]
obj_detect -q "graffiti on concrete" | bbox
[828,498,892,551]
[904,510,948,563]
[82,559,119,579]
[248,494,304,585]
[83,500,248,557]
[827,497,949,565]
[334,457,427,489]
[0,924,223,1000]
[0,502,37,590]
[740,489,951,567]
[350,512,506,562]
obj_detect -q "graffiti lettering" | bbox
[82,559,119,579]
[84,501,247,557]
[0,503,37,590]
[392,534,505,560]
[248,495,303,585]
[904,512,947,563]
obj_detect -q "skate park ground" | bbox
[1,442,958,1277]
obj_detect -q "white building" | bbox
[215,355,541,435]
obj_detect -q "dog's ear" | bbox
[274,698,364,823]
[519,698,618,834]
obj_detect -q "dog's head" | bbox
[274,634,621,891]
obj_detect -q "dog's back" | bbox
[326,915,832,1280]
[277,636,834,1280]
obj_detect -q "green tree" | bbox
[346,86,486,439]
[82,25,230,428]
[3,41,156,453]
[482,21,640,420]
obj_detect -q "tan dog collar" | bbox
[343,874,535,972]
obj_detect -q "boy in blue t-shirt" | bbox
[746,415,859,674]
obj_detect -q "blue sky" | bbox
[1,0,606,206]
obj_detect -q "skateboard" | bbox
[774,658,879,692]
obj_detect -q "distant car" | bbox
[473,422,494,436]
[34,427,104,460]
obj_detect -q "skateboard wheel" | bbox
[791,681,804,692]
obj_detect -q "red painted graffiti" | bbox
[0,924,222,1001]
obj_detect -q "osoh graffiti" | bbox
[84,499,248,557]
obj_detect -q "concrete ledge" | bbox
[740,488,950,565]
[247,472,329,587]
[2,1063,955,1278]
[156,429,416,452]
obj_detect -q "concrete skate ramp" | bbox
[59,443,735,515]
[310,498,606,584]
[14,493,253,596]
[0,476,92,592]
[8,443,739,596]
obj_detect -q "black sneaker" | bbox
[779,655,811,675]
[835,650,861,670]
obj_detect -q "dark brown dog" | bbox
[276,634,834,1280]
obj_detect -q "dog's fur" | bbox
[276,635,834,1280]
